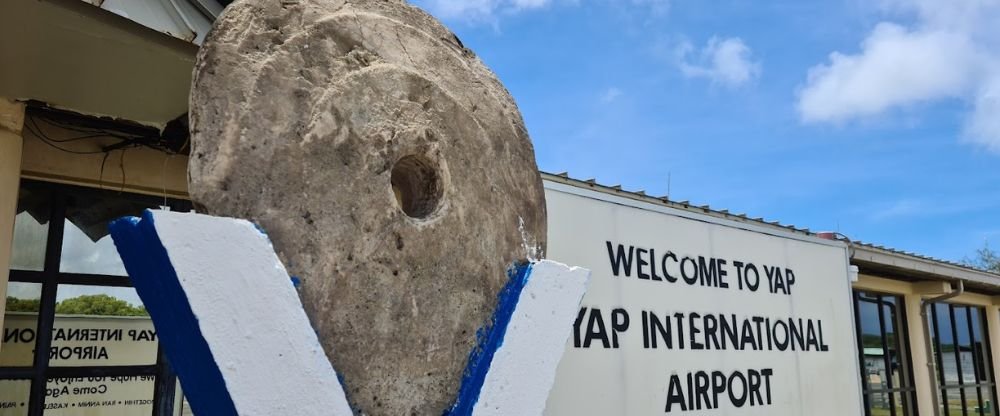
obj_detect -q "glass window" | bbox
[2,283,43,367]
[44,376,155,415]
[854,290,918,416]
[0,379,31,415]
[58,219,127,276]
[176,383,193,416]
[10,187,50,272]
[49,285,156,367]
[929,302,997,416]
[1,179,192,415]
[58,190,151,276]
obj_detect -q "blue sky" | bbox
[410,0,1000,264]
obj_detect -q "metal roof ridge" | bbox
[539,171,811,235]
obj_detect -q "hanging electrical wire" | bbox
[24,116,120,155]
[24,107,187,156]
[24,107,187,196]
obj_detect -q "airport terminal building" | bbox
[2,1,1000,415]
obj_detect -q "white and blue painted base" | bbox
[110,210,590,416]
[110,210,352,416]
[449,260,590,416]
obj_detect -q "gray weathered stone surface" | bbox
[187,0,547,414]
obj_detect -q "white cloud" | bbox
[868,195,1000,221]
[676,36,761,88]
[869,199,924,221]
[418,0,668,23]
[797,0,1000,152]
[418,0,551,21]
[510,0,550,8]
[631,0,669,15]
[600,87,623,103]
[798,23,978,122]
[966,77,1000,152]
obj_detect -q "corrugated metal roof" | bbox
[541,171,1000,284]
[852,239,975,272]
[82,0,223,44]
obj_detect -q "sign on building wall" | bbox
[1,313,158,415]
[542,182,864,415]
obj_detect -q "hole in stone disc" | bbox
[391,155,442,219]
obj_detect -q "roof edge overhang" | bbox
[0,0,199,127]
[852,244,1000,292]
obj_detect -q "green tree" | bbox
[964,242,1000,273]
[55,294,148,316]
[5,296,40,312]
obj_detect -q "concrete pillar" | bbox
[0,98,25,349]
[903,293,936,416]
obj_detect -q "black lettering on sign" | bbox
[606,242,634,277]
[697,257,728,288]
[785,269,796,293]
[765,266,796,295]
[719,314,738,350]
[740,320,756,350]
[689,313,703,350]
[661,251,678,282]
[674,313,686,350]
[642,311,650,348]
[611,308,630,348]
[637,248,650,280]
[127,329,157,342]
[3,328,35,344]
[703,314,720,350]
[764,318,773,350]
[744,263,760,291]
[665,374,686,412]
[52,328,123,342]
[790,318,804,351]
[752,316,765,348]
[649,249,664,281]
[819,320,830,351]
[664,369,776,413]
[49,346,109,361]
[584,308,610,349]
[733,261,745,290]
[635,311,831,353]
[693,371,710,410]
[648,313,672,349]
[573,307,586,347]
[728,371,747,407]
[773,319,789,351]
[711,371,726,409]
[573,307,612,348]
[680,257,698,285]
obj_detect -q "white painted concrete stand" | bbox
[111,210,590,416]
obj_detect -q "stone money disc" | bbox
[187,0,547,414]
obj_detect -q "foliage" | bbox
[5,294,147,316]
[964,242,1000,274]
[5,296,40,312]
[55,294,148,316]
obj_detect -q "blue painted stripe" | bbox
[446,262,533,416]
[109,210,239,416]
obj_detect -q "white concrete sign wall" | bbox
[542,181,864,416]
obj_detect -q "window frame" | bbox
[854,290,920,416]
[1,179,190,416]
[929,302,998,416]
